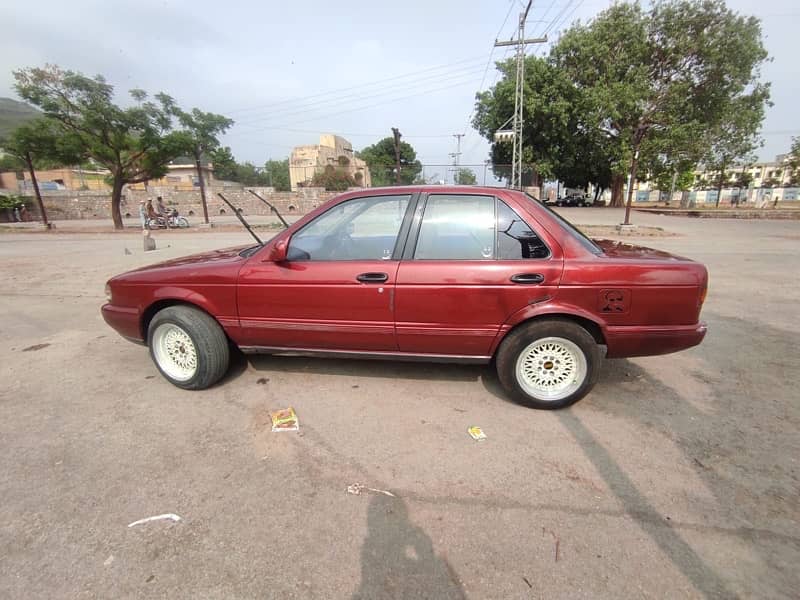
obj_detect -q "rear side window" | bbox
[414,194,494,260]
[413,194,549,260]
[497,200,550,259]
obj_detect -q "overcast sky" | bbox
[1,0,797,179]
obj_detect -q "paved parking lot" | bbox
[1,208,798,599]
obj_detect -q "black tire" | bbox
[555,201,563,207]
[147,305,230,390]
[496,319,602,409]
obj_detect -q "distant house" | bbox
[289,134,371,191]
[692,154,796,190]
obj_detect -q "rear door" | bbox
[237,193,414,351]
[394,192,563,356]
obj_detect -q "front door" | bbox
[237,193,413,351]
[394,193,563,356]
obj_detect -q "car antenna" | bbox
[247,189,290,229]
[217,193,264,246]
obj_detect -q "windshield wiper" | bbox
[247,189,290,229]
[217,192,263,246]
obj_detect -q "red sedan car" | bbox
[103,186,707,409]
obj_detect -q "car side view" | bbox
[102,186,708,409]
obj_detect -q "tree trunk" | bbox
[25,152,49,228]
[195,152,210,224]
[715,164,725,207]
[610,175,624,207]
[111,175,125,230]
[623,147,641,226]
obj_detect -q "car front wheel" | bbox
[147,305,230,390]
[496,319,601,409]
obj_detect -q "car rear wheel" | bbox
[148,305,230,390]
[496,319,601,409]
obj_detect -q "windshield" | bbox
[525,193,602,255]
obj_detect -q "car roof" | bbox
[335,185,518,198]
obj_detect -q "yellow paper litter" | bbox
[270,407,299,432]
[468,426,487,441]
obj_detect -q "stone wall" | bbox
[23,185,339,220]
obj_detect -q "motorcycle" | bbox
[147,210,189,229]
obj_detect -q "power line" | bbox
[543,0,584,36]
[225,55,489,116]
[460,0,518,137]
[229,126,454,139]
[235,64,488,127]
[227,76,484,136]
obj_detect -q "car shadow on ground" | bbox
[560,313,800,598]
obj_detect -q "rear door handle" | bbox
[510,273,545,284]
[356,272,389,283]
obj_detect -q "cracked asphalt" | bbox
[1,208,798,599]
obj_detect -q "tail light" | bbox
[698,281,708,309]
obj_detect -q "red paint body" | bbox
[102,187,707,361]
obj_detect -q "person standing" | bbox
[13,206,21,222]
[139,200,147,229]
[156,196,167,216]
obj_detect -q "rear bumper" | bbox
[101,304,144,343]
[605,322,707,358]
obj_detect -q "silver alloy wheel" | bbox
[515,336,587,402]
[152,323,198,382]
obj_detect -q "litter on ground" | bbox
[270,407,299,432]
[127,513,182,528]
[346,483,395,497]
[468,426,487,441]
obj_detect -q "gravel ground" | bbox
[0,207,798,599]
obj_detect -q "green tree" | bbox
[551,0,770,219]
[210,146,238,181]
[173,107,234,223]
[234,161,269,186]
[311,164,355,191]
[702,93,767,206]
[358,137,422,186]
[14,65,184,229]
[473,55,617,195]
[263,159,290,191]
[454,167,477,185]
[1,118,83,227]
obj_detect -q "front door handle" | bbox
[510,273,545,284]
[356,272,389,283]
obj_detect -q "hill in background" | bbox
[0,97,40,139]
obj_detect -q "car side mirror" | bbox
[268,240,288,262]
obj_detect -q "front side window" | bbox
[287,194,410,261]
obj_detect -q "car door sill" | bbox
[238,346,492,364]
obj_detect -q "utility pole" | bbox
[494,1,546,190]
[391,127,402,185]
[450,133,464,183]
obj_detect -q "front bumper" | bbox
[605,322,707,358]
[101,304,144,343]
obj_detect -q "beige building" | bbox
[289,134,371,191]
[693,153,796,189]
[0,161,215,193]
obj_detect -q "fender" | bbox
[142,284,240,338]
[488,300,608,355]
